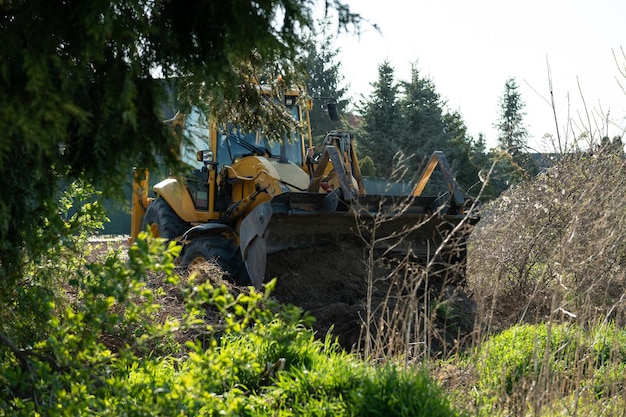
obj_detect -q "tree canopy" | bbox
[356,62,484,192]
[302,19,349,145]
[0,0,362,286]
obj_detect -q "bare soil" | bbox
[267,242,373,350]
[268,241,476,354]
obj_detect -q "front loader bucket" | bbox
[240,190,478,289]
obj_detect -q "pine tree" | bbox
[495,78,528,156]
[399,65,484,193]
[356,61,401,178]
[302,20,348,145]
[357,62,487,191]
[493,77,536,188]
[399,64,448,167]
[444,110,485,194]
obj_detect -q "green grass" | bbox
[451,322,626,416]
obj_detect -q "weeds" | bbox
[353,150,482,361]
[467,321,626,416]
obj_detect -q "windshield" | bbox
[216,104,303,166]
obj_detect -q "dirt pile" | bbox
[267,242,372,350]
[267,241,476,354]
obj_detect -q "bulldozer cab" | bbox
[215,104,306,167]
[135,92,313,223]
[179,107,211,170]
[176,92,307,170]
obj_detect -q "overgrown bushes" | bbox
[456,145,626,415]
[469,148,626,329]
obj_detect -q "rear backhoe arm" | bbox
[307,130,365,200]
[307,144,355,200]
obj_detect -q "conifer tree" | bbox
[399,64,448,167]
[356,61,401,178]
[399,65,483,192]
[495,78,528,156]
[493,77,536,186]
[302,20,348,145]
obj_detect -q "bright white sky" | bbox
[330,0,626,151]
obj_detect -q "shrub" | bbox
[469,150,626,329]
[472,321,626,415]
[476,323,576,395]
[359,155,376,178]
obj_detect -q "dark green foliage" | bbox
[302,19,349,145]
[0,180,108,349]
[481,149,530,198]
[0,0,361,291]
[399,65,448,165]
[442,110,489,195]
[356,62,486,194]
[356,61,403,178]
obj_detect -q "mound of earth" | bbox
[267,242,372,350]
[267,241,476,354]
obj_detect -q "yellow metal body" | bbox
[129,169,152,243]
[153,178,199,222]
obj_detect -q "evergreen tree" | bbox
[357,62,487,191]
[444,110,486,194]
[398,64,448,167]
[302,20,348,145]
[493,77,536,187]
[399,65,484,193]
[356,61,401,178]
[495,78,528,156]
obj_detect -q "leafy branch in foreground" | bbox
[0,0,365,295]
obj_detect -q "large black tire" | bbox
[142,198,189,240]
[180,235,252,286]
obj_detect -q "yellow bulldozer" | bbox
[130,88,479,290]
